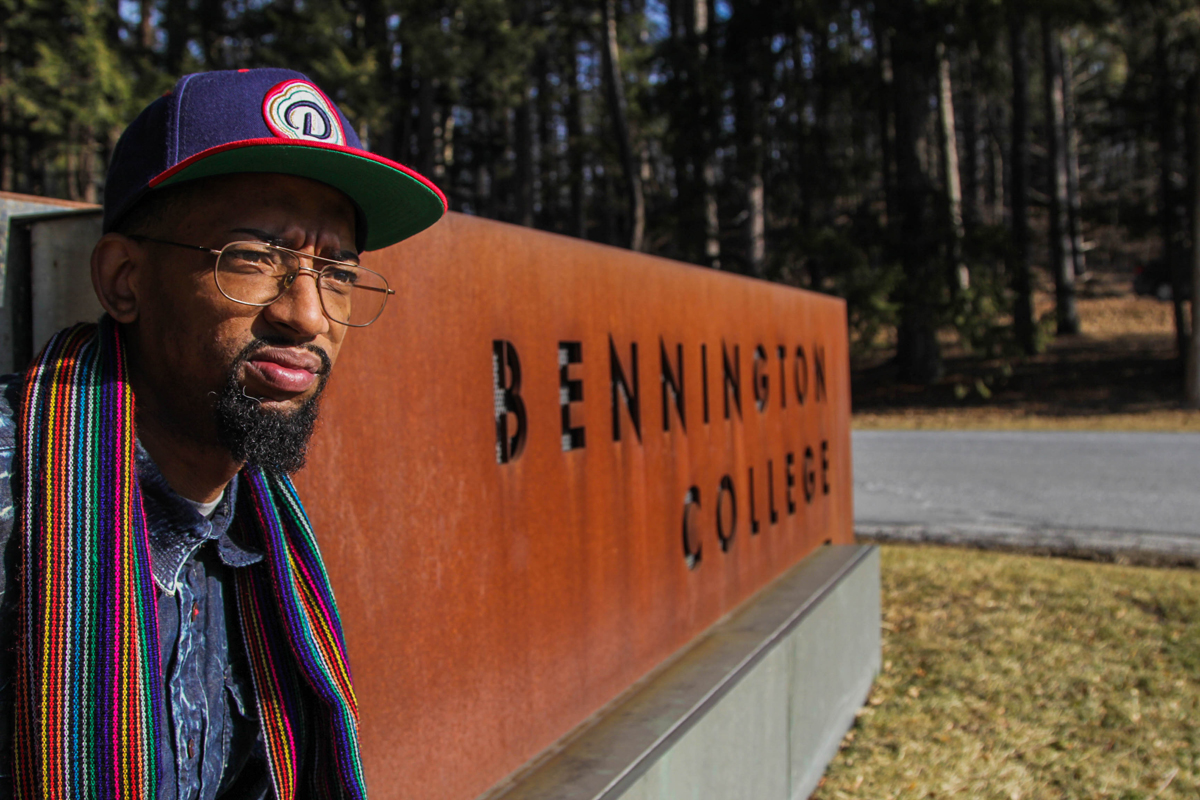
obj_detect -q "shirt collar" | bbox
[135,441,263,593]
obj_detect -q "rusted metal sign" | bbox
[293,213,853,800]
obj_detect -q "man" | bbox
[0,68,445,799]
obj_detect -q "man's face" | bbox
[126,173,359,469]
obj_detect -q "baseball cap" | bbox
[103,68,447,252]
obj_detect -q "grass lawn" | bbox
[813,545,1200,799]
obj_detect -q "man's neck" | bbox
[135,405,240,504]
[123,326,241,504]
[135,417,239,503]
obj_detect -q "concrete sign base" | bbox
[483,545,880,800]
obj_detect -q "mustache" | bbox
[232,337,332,376]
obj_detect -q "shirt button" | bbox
[187,738,196,758]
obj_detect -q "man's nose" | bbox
[262,267,330,337]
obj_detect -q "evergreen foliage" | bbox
[3,0,1197,385]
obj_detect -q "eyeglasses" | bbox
[128,235,395,327]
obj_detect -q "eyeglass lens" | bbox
[214,242,390,326]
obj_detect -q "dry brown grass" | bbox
[813,545,1200,799]
[1078,296,1175,338]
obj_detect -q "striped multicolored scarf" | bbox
[13,320,367,800]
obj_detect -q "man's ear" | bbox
[91,234,142,323]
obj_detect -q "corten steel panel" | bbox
[292,212,853,800]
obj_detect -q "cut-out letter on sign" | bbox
[717,475,737,552]
[559,341,585,451]
[661,339,686,432]
[682,486,702,570]
[753,345,769,412]
[493,340,527,464]
[610,336,641,442]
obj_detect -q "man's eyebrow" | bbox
[231,227,285,246]
[231,228,359,263]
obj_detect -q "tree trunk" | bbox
[416,74,436,180]
[1060,35,1087,281]
[1009,10,1037,354]
[78,126,97,203]
[1157,22,1189,363]
[515,91,535,227]
[878,30,897,226]
[362,0,393,159]
[565,39,587,239]
[668,0,699,261]
[937,41,967,294]
[601,166,617,244]
[536,51,554,229]
[392,29,414,164]
[63,130,78,201]
[601,0,645,251]
[732,2,766,277]
[441,112,455,180]
[890,3,942,384]
[1187,72,1200,406]
[702,159,720,269]
[989,104,1006,225]
[960,43,984,229]
[745,170,765,275]
[199,0,223,68]
[164,0,188,73]
[512,0,536,228]
[475,110,494,219]
[693,0,720,269]
[138,0,154,51]
[671,0,719,268]
[1042,16,1080,335]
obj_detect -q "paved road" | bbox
[853,430,1200,562]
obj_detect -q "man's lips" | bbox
[245,347,324,395]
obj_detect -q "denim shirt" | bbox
[0,376,273,799]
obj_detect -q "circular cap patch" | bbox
[262,80,347,146]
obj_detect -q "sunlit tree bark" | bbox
[1009,9,1037,354]
[937,41,967,294]
[890,2,942,383]
[601,0,645,251]
[1060,35,1087,283]
[1043,15,1079,335]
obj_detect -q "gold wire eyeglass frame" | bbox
[127,234,395,327]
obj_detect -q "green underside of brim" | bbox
[157,145,445,251]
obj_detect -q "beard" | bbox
[213,339,332,476]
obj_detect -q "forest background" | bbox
[3,0,1200,404]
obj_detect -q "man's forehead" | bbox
[174,173,361,246]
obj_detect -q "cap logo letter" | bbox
[263,80,346,146]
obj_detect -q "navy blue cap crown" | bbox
[103,68,446,251]
[104,69,364,233]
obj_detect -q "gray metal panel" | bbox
[0,196,94,291]
[0,208,103,372]
[30,212,105,354]
[481,544,880,800]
